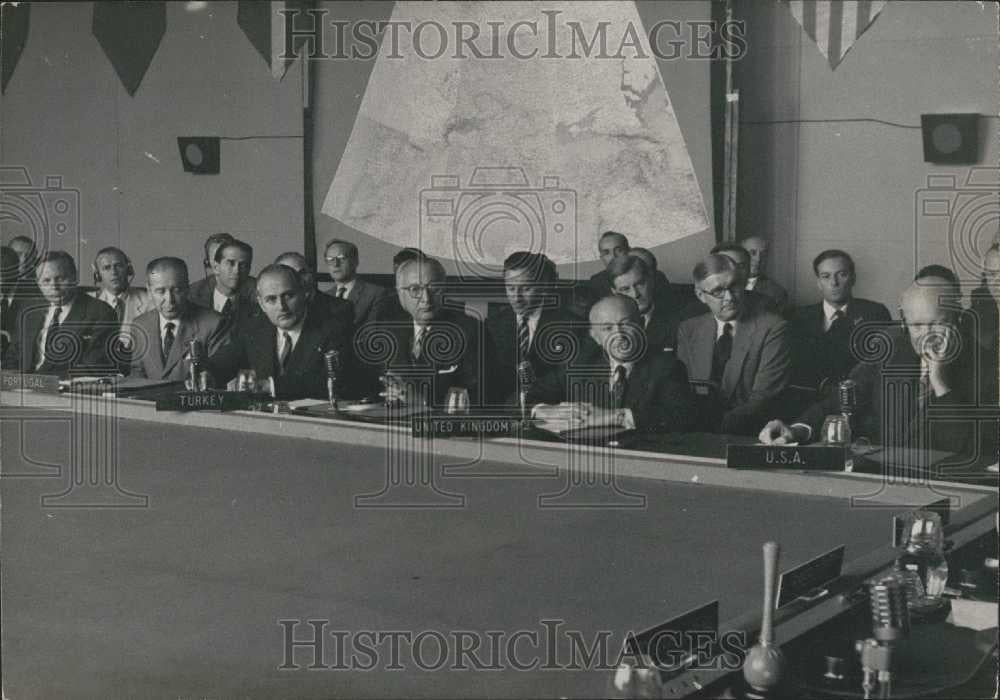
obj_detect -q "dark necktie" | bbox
[337,286,347,299]
[278,331,292,374]
[827,309,847,335]
[114,298,125,325]
[517,315,530,357]
[162,322,175,363]
[710,322,733,385]
[221,297,233,318]
[611,364,628,409]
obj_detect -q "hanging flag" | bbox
[786,0,888,70]
[92,1,166,96]
[1,2,30,93]
[237,0,313,80]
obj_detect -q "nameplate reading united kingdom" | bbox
[726,444,846,470]
[0,371,61,394]
[412,416,520,438]
[155,391,267,412]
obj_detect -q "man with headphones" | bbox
[88,246,151,330]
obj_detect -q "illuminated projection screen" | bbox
[318,1,710,278]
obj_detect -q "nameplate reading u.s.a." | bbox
[412,416,520,438]
[726,444,846,470]
[0,371,61,394]
[155,391,267,412]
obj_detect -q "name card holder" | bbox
[155,391,270,412]
[412,415,521,438]
[1,370,61,394]
[727,444,846,471]
[776,545,846,609]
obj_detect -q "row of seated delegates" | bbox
[1,250,119,375]
[761,270,992,463]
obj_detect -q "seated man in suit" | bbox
[528,296,696,433]
[274,251,354,325]
[676,254,792,434]
[8,235,42,301]
[3,250,117,375]
[587,230,630,299]
[129,257,234,384]
[189,232,239,300]
[628,247,672,298]
[761,280,993,464]
[484,251,581,406]
[88,246,151,331]
[189,238,258,332]
[789,249,891,391]
[376,256,484,407]
[229,264,357,400]
[1,246,21,357]
[741,236,789,314]
[608,254,678,352]
[323,239,390,331]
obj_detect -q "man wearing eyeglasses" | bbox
[676,253,791,434]
[323,239,390,332]
[376,256,484,407]
[527,295,696,433]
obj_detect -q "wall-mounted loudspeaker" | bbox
[920,114,978,164]
[177,136,220,174]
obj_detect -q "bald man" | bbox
[527,296,696,433]
[760,279,986,460]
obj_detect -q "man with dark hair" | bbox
[741,236,789,314]
[762,281,993,469]
[392,247,427,272]
[129,257,234,383]
[188,233,246,303]
[228,264,357,400]
[88,246,151,331]
[608,254,678,352]
[587,231,630,299]
[3,250,117,375]
[484,251,580,405]
[789,249,891,391]
[676,254,792,434]
[189,238,258,332]
[8,235,42,301]
[527,296,696,433]
[323,238,390,331]
[376,257,484,407]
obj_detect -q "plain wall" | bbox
[0,1,304,281]
[735,0,999,311]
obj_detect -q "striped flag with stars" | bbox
[786,0,888,70]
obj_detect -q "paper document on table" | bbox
[946,600,998,631]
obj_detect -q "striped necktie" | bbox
[517,315,530,357]
[412,326,426,361]
[278,332,292,374]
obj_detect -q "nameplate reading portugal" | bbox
[155,391,267,412]
[776,545,846,609]
[412,416,520,438]
[726,444,846,470]
[0,371,61,394]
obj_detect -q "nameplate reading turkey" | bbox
[776,545,846,609]
[0,371,61,394]
[726,444,846,470]
[155,391,267,412]
[412,416,520,438]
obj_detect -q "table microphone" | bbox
[324,349,342,410]
[857,578,908,699]
[517,360,536,422]
[188,339,205,390]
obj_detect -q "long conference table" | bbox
[1,382,997,699]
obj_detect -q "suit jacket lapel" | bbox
[163,316,200,376]
[722,315,754,398]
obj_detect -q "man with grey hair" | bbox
[129,257,234,383]
[676,253,791,434]
[376,256,484,407]
[761,278,991,466]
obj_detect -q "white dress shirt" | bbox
[212,287,235,314]
[333,278,357,300]
[276,323,304,357]
[715,318,738,339]
[745,276,759,291]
